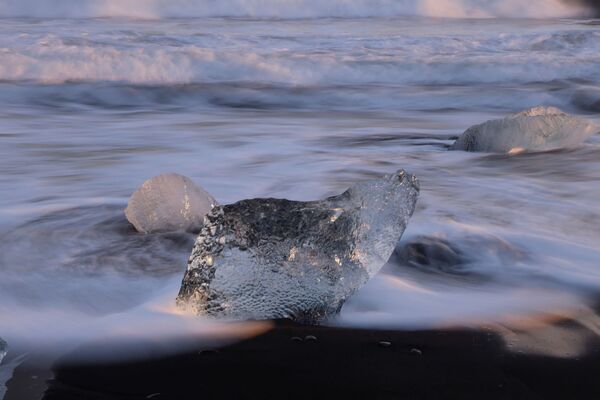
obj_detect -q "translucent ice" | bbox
[125,173,217,234]
[177,170,420,323]
[451,106,598,153]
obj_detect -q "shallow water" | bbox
[0,13,599,352]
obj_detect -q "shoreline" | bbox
[6,318,599,399]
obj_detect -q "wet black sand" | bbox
[6,319,600,400]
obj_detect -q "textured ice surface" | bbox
[177,170,419,323]
[125,173,217,233]
[451,106,598,153]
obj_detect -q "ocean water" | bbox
[0,0,600,356]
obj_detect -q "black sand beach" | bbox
[6,318,599,400]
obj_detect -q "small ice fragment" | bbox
[305,335,318,341]
[125,173,217,233]
[0,338,6,364]
[451,106,598,153]
[507,147,526,155]
[177,170,419,323]
[378,341,392,348]
[410,348,423,356]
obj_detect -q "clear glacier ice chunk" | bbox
[451,106,598,153]
[177,170,420,323]
[125,173,217,234]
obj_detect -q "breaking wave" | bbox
[1,28,599,86]
[0,0,595,19]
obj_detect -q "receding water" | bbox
[0,13,599,355]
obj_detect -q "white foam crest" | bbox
[0,42,302,84]
[0,0,592,19]
[417,0,587,18]
[336,273,584,328]
[1,31,599,85]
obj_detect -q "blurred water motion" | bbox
[0,16,599,354]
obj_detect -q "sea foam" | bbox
[1,25,598,87]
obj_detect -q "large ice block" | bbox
[177,170,419,323]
